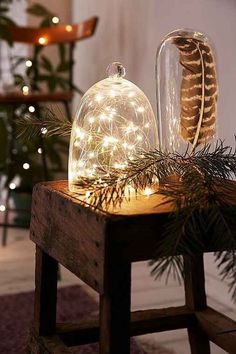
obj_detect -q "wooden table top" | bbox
[38,180,174,217]
[30,179,236,291]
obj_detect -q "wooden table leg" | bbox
[99,256,131,354]
[34,245,58,336]
[184,254,211,354]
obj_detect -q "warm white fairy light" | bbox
[95,94,103,102]
[100,113,107,120]
[28,105,35,113]
[77,161,83,168]
[52,16,59,24]
[9,182,16,190]
[137,135,143,141]
[128,91,135,98]
[37,147,42,154]
[38,37,47,45]
[0,205,6,212]
[126,122,138,134]
[69,62,159,189]
[114,162,126,169]
[143,187,153,196]
[22,85,29,95]
[75,127,86,139]
[41,127,47,135]
[25,60,32,68]
[103,136,118,147]
[137,106,145,113]
[65,25,73,32]
[23,163,30,170]
[88,116,95,124]
[88,152,95,158]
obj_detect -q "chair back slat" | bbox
[8,16,98,45]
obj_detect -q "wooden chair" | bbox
[0,17,98,246]
[0,17,98,113]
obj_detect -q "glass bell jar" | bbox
[69,62,159,192]
[156,29,218,154]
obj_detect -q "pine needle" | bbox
[16,105,72,139]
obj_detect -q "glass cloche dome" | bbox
[69,62,159,192]
[156,29,218,154]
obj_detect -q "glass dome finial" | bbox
[106,62,126,79]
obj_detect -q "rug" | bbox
[0,285,145,354]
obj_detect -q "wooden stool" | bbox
[28,181,236,354]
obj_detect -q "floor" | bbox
[0,228,235,354]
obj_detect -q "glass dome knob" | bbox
[106,62,126,79]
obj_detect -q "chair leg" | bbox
[63,101,71,122]
[2,189,10,246]
[184,254,211,354]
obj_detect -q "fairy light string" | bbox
[69,62,159,193]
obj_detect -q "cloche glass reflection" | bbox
[69,62,159,192]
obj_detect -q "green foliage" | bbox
[16,106,72,139]
[26,3,54,28]
[0,109,8,169]
[71,141,236,302]
[37,55,72,92]
[26,3,52,17]
[0,1,74,192]
[0,0,15,45]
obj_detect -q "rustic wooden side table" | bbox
[28,180,236,354]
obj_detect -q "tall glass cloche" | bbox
[69,62,159,192]
[156,29,218,154]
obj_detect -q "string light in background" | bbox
[23,163,30,170]
[0,205,6,212]
[69,62,159,192]
[22,85,29,95]
[65,25,73,32]
[28,106,35,113]
[52,16,59,24]
[38,37,47,45]
[22,145,28,152]
[9,183,16,190]
[37,148,43,154]
[25,60,32,68]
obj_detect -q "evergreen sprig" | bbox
[73,141,236,301]
[16,106,236,300]
[16,106,72,139]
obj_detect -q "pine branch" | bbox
[74,141,236,301]
[15,100,236,301]
[16,106,72,139]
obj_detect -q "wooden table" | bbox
[28,180,236,354]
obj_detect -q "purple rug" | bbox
[0,285,145,354]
